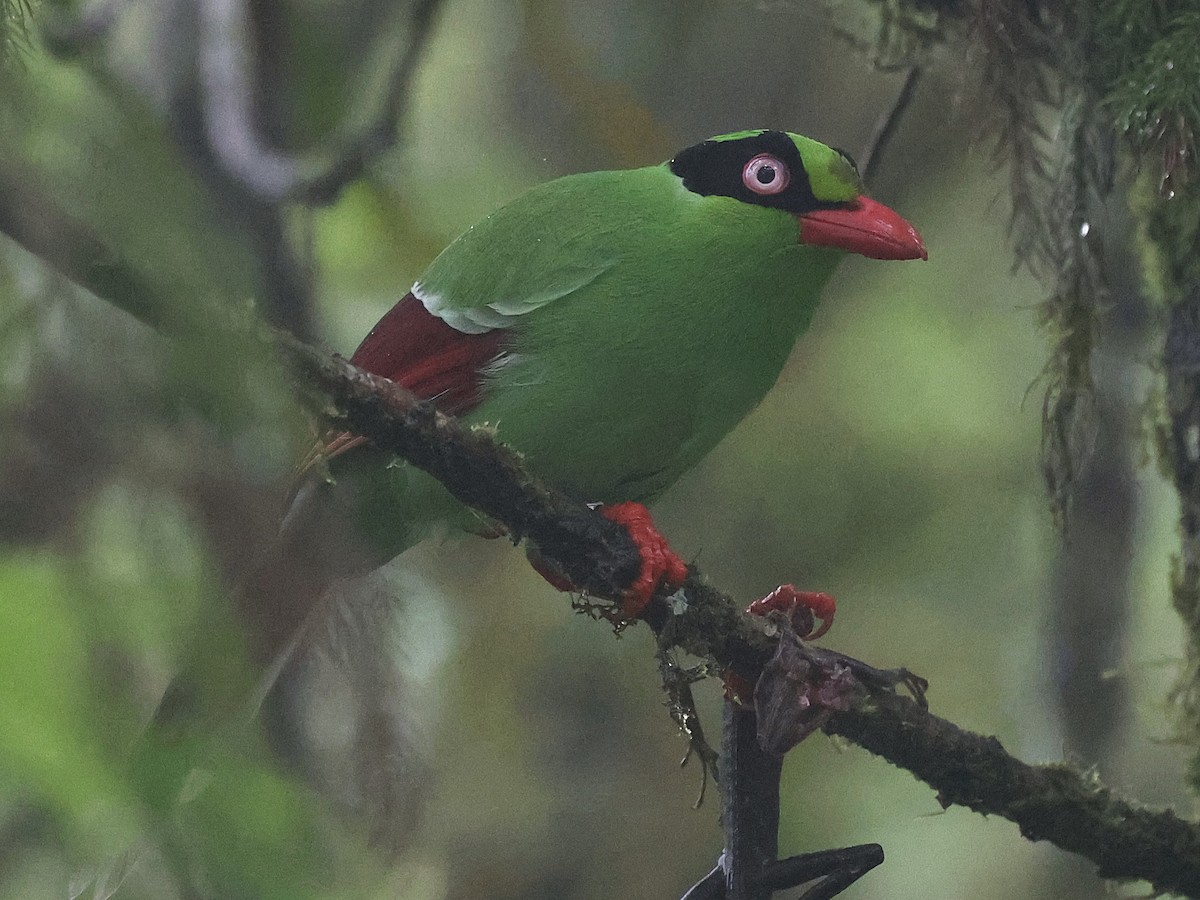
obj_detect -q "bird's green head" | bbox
[669,130,927,261]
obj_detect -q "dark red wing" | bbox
[350,292,507,413]
[306,292,507,466]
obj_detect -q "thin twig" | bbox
[297,0,443,205]
[860,66,922,185]
[683,697,884,900]
[186,0,444,338]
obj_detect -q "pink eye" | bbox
[742,154,789,195]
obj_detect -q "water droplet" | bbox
[1166,60,1175,71]
[1079,222,1090,238]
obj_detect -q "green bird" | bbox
[228,128,928,852]
[255,129,925,663]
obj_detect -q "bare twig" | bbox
[722,702,781,900]
[196,0,444,205]
[297,0,443,205]
[197,0,299,202]
[859,66,922,185]
[182,0,444,338]
[0,164,170,329]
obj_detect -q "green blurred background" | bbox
[0,0,1186,898]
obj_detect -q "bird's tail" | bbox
[253,568,429,857]
[145,464,432,858]
[235,472,429,856]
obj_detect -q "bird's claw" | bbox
[747,584,836,640]
[600,501,688,619]
[527,502,687,622]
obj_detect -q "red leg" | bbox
[747,584,836,640]
[526,502,687,620]
[600,502,689,619]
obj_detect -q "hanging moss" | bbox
[0,0,30,63]
[920,0,1200,776]
[1102,9,1200,194]
[1091,2,1199,289]
[1099,3,1200,787]
[1132,170,1200,306]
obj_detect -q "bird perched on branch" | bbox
[248,128,925,848]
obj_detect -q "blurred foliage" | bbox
[0,0,1195,899]
[882,0,1200,801]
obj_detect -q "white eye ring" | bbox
[742,154,790,195]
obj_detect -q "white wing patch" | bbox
[413,260,612,335]
[414,282,521,334]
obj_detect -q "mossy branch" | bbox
[239,320,1200,900]
[829,690,1200,896]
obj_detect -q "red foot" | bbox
[747,584,836,640]
[601,502,688,619]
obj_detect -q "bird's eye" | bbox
[742,154,790,195]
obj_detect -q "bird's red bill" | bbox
[799,196,927,261]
